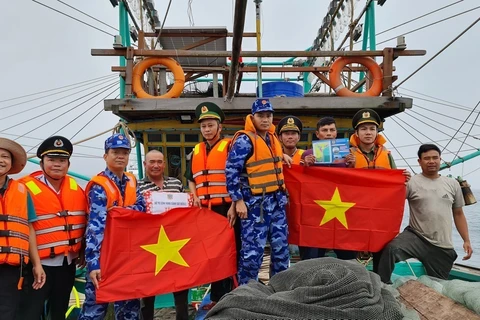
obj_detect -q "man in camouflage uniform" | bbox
[226,98,289,285]
[79,134,146,320]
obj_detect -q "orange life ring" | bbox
[132,57,185,98]
[329,57,383,97]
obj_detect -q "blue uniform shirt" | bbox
[85,168,146,272]
[226,134,287,208]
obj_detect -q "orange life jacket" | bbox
[85,172,137,209]
[192,138,232,206]
[291,149,305,165]
[21,172,87,260]
[232,115,285,195]
[349,134,392,169]
[0,179,30,266]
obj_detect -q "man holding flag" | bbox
[79,133,146,320]
[185,102,239,310]
[139,149,189,320]
[375,144,473,283]
[226,98,290,285]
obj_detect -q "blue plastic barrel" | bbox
[258,82,304,97]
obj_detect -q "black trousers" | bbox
[0,264,22,320]
[16,258,76,320]
[299,247,357,260]
[373,226,458,284]
[142,290,189,320]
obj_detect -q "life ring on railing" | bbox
[329,57,383,97]
[132,57,185,98]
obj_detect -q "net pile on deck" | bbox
[206,257,403,320]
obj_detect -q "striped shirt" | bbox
[138,176,184,194]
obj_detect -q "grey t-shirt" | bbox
[407,174,464,248]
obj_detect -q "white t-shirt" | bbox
[407,174,464,249]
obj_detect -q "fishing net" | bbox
[206,258,404,320]
[394,275,480,315]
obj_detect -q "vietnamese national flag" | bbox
[284,165,406,252]
[96,207,237,303]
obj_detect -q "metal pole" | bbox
[213,73,219,98]
[227,0,248,100]
[369,2,376,51]
[119,1,127,98]
[255,0,263,97]
[440,151,480,171]
[358,1,372,93]
[124,3,145,179]
[92,48,426,57]
[120,2,143,179]
[195,77,302,82]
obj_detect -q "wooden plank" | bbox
[92,48,427,58]
[398,296,428,320]
[125,48,134,96]
[312,71,332,88]
[104,96,412,113]
[382,48,394,97]
[241,66,369,72]
[398,280,480,320]
[185,72,211,82]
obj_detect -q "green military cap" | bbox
[195,102,225,123]
[277,116,303,135]
[352,108,381,129]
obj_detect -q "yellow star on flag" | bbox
[141,226,191,275]
[314,187,356,229]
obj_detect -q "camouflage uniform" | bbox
[226,133,289,285]
[79,168,146,320]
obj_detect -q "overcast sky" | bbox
[1,0,480,183]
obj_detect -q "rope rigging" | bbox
[0,74,113,103]
[0,76,116,110]
[16,83,119,143]
[382,131,416,174]
[70,94,120,140]
[442,100,480,154]
[392,15,480,91]
[0,82,118,136]
[400,92,480,114]
[377,6,480,47]
[24,86,120,154]
[392,115,457,156]
[0,77,118,118]
[56,0,119,31]
[400,87,472,110]
[376,0,464,37]
[452,106,480,162]
[406,110,480,149]
[31,0,116,37]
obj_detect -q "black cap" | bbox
[37,136,73,159]
[277,116,303,135]
[352,108,381,129]
[195,102,225,123]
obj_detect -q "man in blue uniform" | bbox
[79,133,146,320]
[226,98,289,285]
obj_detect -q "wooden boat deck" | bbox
[71,251,479,319]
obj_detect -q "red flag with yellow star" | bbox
[96,207,237,303]
[285,165,406,252]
